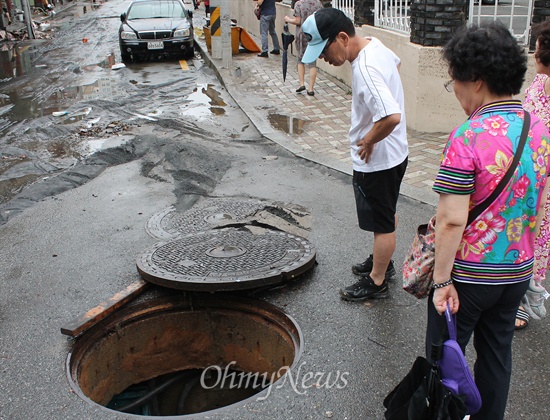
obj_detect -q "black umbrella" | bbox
[383,355,468,419]
[281,23,295,82]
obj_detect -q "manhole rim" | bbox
[66,293,304,418]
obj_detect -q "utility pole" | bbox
[220,0,231,69]
[20,0,35,39]
[208,0,231,69]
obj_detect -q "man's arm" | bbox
[356,113,400,163]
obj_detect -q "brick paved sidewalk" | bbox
[196,23,449,207]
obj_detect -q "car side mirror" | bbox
[120,12,127,22]
[188,10,193,19]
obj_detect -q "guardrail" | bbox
[371,0,534,46]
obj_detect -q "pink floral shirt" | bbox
[524,73,550,129]
[433,101,550,285]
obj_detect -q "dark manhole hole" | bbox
[146,198,269,240]
[137,227,316,291]
[67,294,303,417]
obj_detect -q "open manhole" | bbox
[67,293,303,417]
[137,227,316,291]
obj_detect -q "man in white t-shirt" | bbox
[302,8,409,301]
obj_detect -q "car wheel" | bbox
[121,51,132,63]
[180,47,194,60]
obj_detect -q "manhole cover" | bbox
[137,227,316,291]
[146,198,269,240]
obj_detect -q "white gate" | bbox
[374,0,410,35]
[468,0,534,46]
[332,0,355,21]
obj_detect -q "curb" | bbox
[195,34,438,208]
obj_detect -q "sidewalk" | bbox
[194,20,448,207]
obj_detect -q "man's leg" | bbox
[340,160,407,302]
[268,16,280,50]
[260,16,268,53]
[370,230,396,286]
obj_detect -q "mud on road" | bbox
[0,0,260,224]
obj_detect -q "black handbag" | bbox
[383,356,467,420]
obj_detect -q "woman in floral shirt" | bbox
[426,22,550,419]
[519,19,550,328]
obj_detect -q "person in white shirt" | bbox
[302,8,409,301]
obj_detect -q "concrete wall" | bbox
[230,0,537,133]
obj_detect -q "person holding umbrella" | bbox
[280,24,295,83]
[256,0,281,58]
[284,0,323,96]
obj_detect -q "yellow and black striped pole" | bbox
[210,6,221,38]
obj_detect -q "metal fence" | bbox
[468,0,534,46]
[332,0,355,21]
[368,0,535,46]
[374,0,410,35]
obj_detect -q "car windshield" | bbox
[127,1,186,19]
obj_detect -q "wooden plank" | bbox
[60,279,150,338]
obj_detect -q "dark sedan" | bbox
[119,0,194,62]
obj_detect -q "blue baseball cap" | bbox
[301,8,350,64]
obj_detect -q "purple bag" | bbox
[439,307,482,415]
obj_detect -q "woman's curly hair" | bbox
[534,19,550,67]
[442,21,527,96]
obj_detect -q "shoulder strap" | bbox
[467,111,531,225]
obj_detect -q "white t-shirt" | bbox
[349,37,408,172]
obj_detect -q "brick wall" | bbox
[409,0,467,47]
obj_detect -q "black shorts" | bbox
[353,157,408,233]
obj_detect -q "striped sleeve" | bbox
[433,166,475,195]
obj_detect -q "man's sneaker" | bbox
[339,275,389,302]
[352,254,396,280]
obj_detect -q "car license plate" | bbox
[147,41,164,50]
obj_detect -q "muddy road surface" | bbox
[0,0,258,223]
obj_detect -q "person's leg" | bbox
[370,231,396,286]
[443,281,528,420]
[340,158,407,301]
[367,158,407,285]
[260,16,268,53]
[470,281,528,419]
[297,63,305,88]
[268,15,280,51]
[308,65,318,92]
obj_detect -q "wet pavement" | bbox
[192,13,447,207]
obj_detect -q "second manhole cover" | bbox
[137,227,316,291]
[146,198,269,240]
